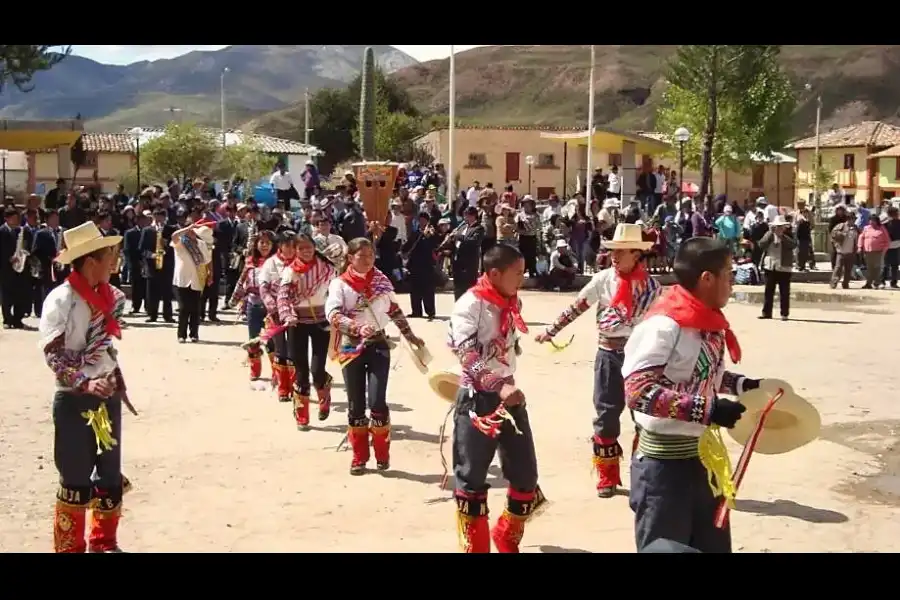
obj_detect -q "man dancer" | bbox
[449,244,546,553]
[139,208,175,323]
[259,230,297,403]
[536,223,662,498]
[38,221,129,553]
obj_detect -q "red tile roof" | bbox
[787,120,900,150]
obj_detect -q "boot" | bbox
[315,373,333,421]
[593,436,623,498]
[88,484,123,553]
[247,343,263,380]
[491,487,537,553]
[347,418,370,475]
[54,485,90,553]
[369,411,390,471]
[293,387,311,431]
[455,492,490,553]
[276,357,295,403]
[267,352,278,389]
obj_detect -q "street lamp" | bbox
[0,149,8,201]
[525,155,535,196]
[673,127,690,198]
[221,67,230,149]
[128,127,143,196]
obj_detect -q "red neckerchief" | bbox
[609,263,649,320]
[277,250,293,266]
[647,284,741,364]
[470,274,528,337]
[340,267,375,298]
[291,256,316,274]
[246,255,267,270]
[67,271,122,339]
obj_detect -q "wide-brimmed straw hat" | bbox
[429,370,460,403]
[729,379,821,455]
[56,222,123,265]
[405,342,433,375]
[601,223,653,251]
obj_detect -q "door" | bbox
[505,152,520,183]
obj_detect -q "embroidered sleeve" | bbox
[449,298,504,392]
[231,269,250,305]
[621,316,712,425]
[260,274,278,315]
[719,371,746,396]
[112,287,127,328]
[545,274,604,337]
[325,279,361,337]
[277,278,298,326]
[387,294,414,341]
[43,335,90,391]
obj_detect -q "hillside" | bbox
[0,45,417,131]
[244,45,900,142]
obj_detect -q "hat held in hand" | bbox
[56,222,123,265]
[429,368,461,403]
[729,379,821,455]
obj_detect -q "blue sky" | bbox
[73,45,484,65]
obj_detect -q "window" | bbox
[536,187,556,200]
[466,153,488,168]
[537,153,556,167]
[608,153,622,167]
[843,153,855,170]
[895,157,900,179]
[751,165,765,188]
[78,151,98,168]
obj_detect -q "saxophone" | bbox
[244,218,258,257]
[11,227,28,274]
[154,224,165,271]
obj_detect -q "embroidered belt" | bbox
[598,336,627,352]
[636,429,700,460]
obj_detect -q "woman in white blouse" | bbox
[325,237,424,475]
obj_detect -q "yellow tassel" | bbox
[549,335,574,353]
[81,402,117,455]
[698,425,736,508]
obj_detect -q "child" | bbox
[622,236,763,553]
[662,215,681,271]
[449,243,546,553]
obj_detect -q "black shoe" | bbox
[597,485,617,499]
[758,314,772,320]
[407,313,423,319]
[376,461,390,471]
[145,317,157,323]
[163,317,176,324]
[208,316,221,323]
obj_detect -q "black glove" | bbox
[741,378,762,392]
[710,397,747,429]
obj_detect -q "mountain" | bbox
[0,45,417,132]
[246,45,900,141]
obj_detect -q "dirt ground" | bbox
[1,285,899,553]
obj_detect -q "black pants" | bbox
[36,275,56,318]
[53,391,123,501]
[592,348,625,440]
[453,389,538,495]
[225,268,240,304]
[146,273,173,320]
[630,454,731,553]
[761,269,791,318]
[200,278,219,319]
[882,248,899,286]
[0,276,25,325]
[342,343,391,423]
[453,271,477,300]
[408,270,436,317]
[129,267,145,312]
[519,235,538,277]
[176,286,201,339]
[288,322,330,395]
[480,237,496,266]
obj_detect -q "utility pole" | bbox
[220,67,230,148]
[448,45,456,205]
[304,87,312,146]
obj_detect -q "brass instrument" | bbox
[112,242,123,276]
[244,218,258,258]
[436,221,467,254]
[153,223,164,271]
[11,226,28,274]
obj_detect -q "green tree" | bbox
[139,122,220,183]
[0,45,71,93]
[662,45,795,199]
[358,47,376,160]
[215,138,274,183]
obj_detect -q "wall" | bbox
[33,151,133,194]
[795,147,870,205]
[417,129,656,201]
[678,163,796,206]
[876,157,900,188]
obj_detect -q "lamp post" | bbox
[221,67,230,149]
[128,127,143,196]
[0,149,8,201]
[525,155,535,196]
[805,83,823,208]
[673,127,690,199]
[448,45,456,208]
[586,44,595,206]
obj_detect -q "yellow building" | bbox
[29,129,318,195]
[786,120,900,206]
[869,144,900,201]
[413,125,669,201]
[0,119,83,196]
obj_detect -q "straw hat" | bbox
[601,223,653,251]
[405,341,433,375]
[56,222,123,265]
[429,370,461,403]
[729,379,821,455]
[770,215,789,227]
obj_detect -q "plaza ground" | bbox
[1,284,898,552]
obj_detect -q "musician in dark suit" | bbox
[216,207,238,307]
[227,206,252,305]
[96,210,122,288]
[31,210,64,316]
[139,208,176,323]
[123,213,148,314]
[450,206,486,300]
[201,215,224,322]
[0,206,27,328]
[402,212,439,319]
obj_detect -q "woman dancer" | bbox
[325,238,424,475]
[260,231,298,402]
[230,230,276,381]
[278,232,336,429]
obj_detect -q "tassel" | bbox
[699,425,736,508]
[469,405,522,439]
[81,403,117,455]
